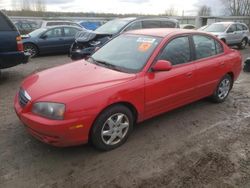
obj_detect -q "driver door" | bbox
[144,36,196,119]
[38,27,65,53]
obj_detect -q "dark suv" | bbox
[0,11,29,70]
[70,17,179,60]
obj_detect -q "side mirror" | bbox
[40,34,48,39]
[152,60,172,72]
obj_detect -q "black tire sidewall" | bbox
[212,74,233,103]
[91,105,134,151]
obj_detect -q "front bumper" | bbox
[14,95,93,147]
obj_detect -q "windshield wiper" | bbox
[88,57,123,72]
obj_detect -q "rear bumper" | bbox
[0,51,29,69]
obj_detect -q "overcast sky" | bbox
[0,0,224,15]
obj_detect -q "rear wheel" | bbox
[211,74,233,103]
[24,43,38,58]
[238,38,248,49]
[91,105,134,151]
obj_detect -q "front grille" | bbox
[18,88,31,108]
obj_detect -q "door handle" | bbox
[186,72,193,78]
[219,62,225,67]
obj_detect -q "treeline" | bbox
[2,10,157,18]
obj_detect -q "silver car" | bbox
[203,22,249,49]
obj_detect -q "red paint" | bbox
[14,29,242,147]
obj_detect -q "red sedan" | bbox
[15,29,242,150]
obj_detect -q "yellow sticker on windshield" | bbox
[138,42,152,52]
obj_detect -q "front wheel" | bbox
[211,74,233,103]
[91,105,134,151]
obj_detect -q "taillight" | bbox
[16,36,24,52]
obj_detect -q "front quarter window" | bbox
[91,34,161,73]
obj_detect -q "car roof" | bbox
[126,28,200,38]
[43,25,82,29]
[43,20,76,23]
[115,17,179,23]
[212,21,245,25]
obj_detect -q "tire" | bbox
[91,105,134,151]
[211,74,233,103]
[238,38,248,49]
[221,39,226,44]
[24,43,38,58]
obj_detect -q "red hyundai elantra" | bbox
[15,29,242,150]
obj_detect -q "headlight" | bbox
[32,102,65,120]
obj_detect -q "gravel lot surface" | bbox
[1,48,250,188]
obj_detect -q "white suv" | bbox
[204,22,249,49]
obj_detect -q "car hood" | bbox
[22,60,136,101]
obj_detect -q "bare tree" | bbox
[198,5,211,16]
[164,6,178,16]
[221,0,250,16]
[33,0,46,12]
[21,0,32,10]
[11,0,46,11]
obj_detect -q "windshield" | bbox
[95,19,131,34]
[91,34,162,73]
[29,28,46,37]
[204,23,230,32]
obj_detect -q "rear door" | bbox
[192,34,226,98]
[145,35,197,118]
[62,27,81,51]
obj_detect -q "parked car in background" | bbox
[78,21,102,30]
[14,20,39,34]
[0,11,29,70]
[39,20,82,28]
[180,24,196,30]
[22,26,83,57]
[198,25,208,31]
[203,22,249,49]
[70,17,180,60]
[15,29,242,150]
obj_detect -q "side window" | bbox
[158,36,191,65]
[44,28,63,38]
[193,35,217,60]
[161,21,176,28]
[142,20,161,29]
[227,24,236,33]
[242,24,248,31]
[21,23,31,30]
[0,13,14,31]
[215,40,224,54]
[236,24,243,31]
[64,27,79,37]
[124,21,142,31]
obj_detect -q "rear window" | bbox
[0,12,16,31]
[142,20,161,28]
[161,21,176,28]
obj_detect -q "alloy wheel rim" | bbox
[101,113,129,146]
[218,79,230,99]
[24,45,36,57]
[241,40,247,47]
